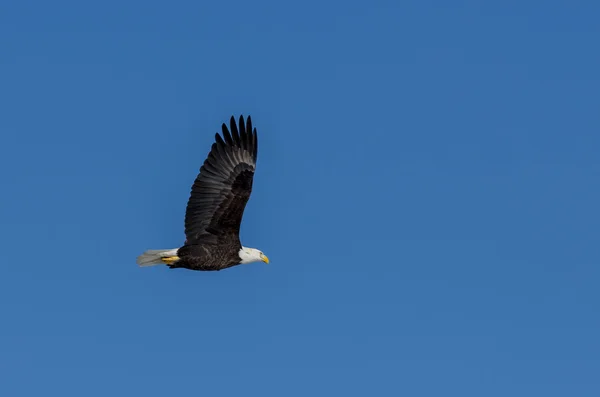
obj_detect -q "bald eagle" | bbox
[136,115,269,271]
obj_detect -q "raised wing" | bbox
[184,115,258,245]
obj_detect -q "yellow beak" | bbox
[260,253,269,264]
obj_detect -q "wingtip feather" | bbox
[221,123,234,146]
[230,116,241,146]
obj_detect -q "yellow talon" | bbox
[161,256,180,265]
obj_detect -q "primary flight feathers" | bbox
[136,115,269,271]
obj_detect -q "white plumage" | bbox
[136,248,179,267]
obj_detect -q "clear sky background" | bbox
[1,1,599,396]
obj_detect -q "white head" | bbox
[238,246,269,264]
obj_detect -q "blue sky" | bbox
[1,0,599,395]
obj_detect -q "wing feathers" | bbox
[245,116,253,152]
[184,115,259,245]
[230,116,241,144]
[253,128,258,162]
[215,133,225,146]
[222,124,234,146]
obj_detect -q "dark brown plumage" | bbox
[171,115,258,270]
[136,114,268,271]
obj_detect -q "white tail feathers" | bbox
[136,248,179,267]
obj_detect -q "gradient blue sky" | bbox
[1,1,599,395]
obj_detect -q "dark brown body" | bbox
[169,238,243,271]
[168,115,258,271]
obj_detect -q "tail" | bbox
[136,248,179,267]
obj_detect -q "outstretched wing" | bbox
[184,115,258,245]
